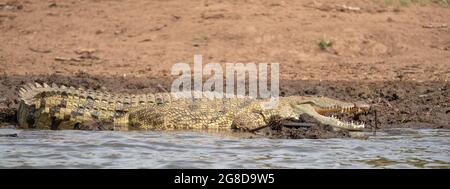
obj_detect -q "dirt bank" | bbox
[0,0,449,81]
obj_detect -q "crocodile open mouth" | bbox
[316,104,370,131]
[327,115,365,130]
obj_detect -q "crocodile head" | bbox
[286,96,371,131]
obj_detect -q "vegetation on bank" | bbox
[376,0,449,7]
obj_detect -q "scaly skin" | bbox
[17,83,370,131]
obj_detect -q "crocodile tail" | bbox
[18,83,67,105]
[17,83,175,130]
[18,82,109,106]
[17,82,123,129]
[17,82,55,128]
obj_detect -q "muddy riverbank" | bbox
[0,74,448,130]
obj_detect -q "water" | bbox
[0,128,449,168]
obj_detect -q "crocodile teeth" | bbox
[35,82,42,88]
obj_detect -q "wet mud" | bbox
[0,73,448,133]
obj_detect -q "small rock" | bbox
[29,47,51,54]
[48,2,57,8]
[337,5,361,12]
[95,29,105,35]
[349,132,368,140]
[422,23,447,29]
[201,12,224,20]
[172,15,181,21]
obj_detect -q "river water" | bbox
[0,128,449,168]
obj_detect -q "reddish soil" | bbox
[0,0,449,129]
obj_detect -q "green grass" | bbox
[438,0,450,6]
[377,0,449,6]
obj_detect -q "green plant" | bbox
[399,0,410,6]
[438,0,449,6]
[379,0,449,6]
[318,39,332,51]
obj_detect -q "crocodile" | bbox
[17,83,370,131]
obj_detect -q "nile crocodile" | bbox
[17,83,370,131]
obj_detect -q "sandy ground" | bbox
[0,0,449,129]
